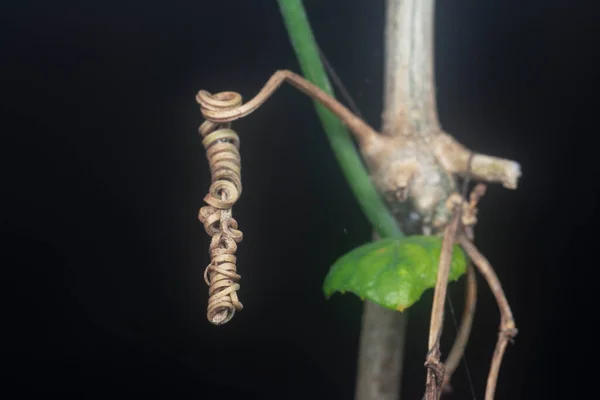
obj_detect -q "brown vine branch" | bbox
[424,205,462,400]
[458,234,517,400]
[439,184,483,395]
[442,263,477,393]
[196,91,245,325]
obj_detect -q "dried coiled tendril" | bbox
[196,90,244,325]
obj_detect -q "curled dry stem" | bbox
[197,92,245,325]
[197,69,381,148]
[458,234,517,400]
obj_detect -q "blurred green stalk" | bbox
[276,0,403,239]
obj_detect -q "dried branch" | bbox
[424,206,462,400]
[458,235,517,400]
[442,263,477,392]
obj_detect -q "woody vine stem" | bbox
[196,0,520,399]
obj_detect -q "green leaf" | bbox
[323,236,467,311]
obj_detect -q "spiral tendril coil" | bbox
[196,90,244,325]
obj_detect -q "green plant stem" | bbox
[276,0,403,239]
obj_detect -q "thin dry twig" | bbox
[197,69,380,148]
[424,206,462,400]
[441,183,483,394]
[442,263,477,392]
[426,162,481,399]
[458,235,518,400]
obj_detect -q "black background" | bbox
[1,0,596,398]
